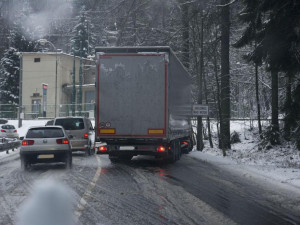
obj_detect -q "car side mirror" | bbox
[68,135,73,139]
[20,137,24,140]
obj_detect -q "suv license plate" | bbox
[38,154,54,159]
[119,146,135,150]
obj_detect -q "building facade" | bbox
[21,52,95,119]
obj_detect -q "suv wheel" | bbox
[85,143,92,156]
[65,153,72,169]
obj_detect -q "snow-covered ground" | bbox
[190,120,300,192]
[2,120,300,193]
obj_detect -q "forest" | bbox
[0,0,299,152]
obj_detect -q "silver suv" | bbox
[20,126,72,170]
[53,117,95,155]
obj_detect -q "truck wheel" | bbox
[21,155,29,171]
[176,140,181,160]
[119,155,133,161]
[109,155,119,163]
[168,141,177,163]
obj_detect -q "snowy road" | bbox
[0,152,300,225]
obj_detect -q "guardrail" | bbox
[0,138,20,154]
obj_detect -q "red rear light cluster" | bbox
[182,141,189,146]
[99,146,107,152]
[1,129,6,133]
[157,146,166,152]
[14,130,17,133]
[56,138,69,144]
[83,133,89,139]
[22,140,35,146]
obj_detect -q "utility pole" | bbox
[54,49,58,117]
[72,42,76,116]
[18,53,23,128]
[78,41,83,116]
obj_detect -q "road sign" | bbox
[192,105,209,116]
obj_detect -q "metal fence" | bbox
[0,103,95,120]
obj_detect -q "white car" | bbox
[20,126,72,170]
[0,124,19,139]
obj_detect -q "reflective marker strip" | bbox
[148,129,164,134]
[99,128,116,134]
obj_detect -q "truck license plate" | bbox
[119,146,135,150]
[38,154,54,159]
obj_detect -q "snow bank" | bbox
[190,120,300,191]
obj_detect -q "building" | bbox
[21,52,95,119]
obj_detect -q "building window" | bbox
[34,58,41,63]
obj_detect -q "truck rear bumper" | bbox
[108,150,168,158]
[103,144,168,158]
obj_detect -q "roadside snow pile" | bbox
[0,120,47,159]
[201,120,300,168]
[191,120,300,190]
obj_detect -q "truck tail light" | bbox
[157,146,165,152]
[99,146,107,152]
[83,133,89,139]
[22,140,35,146]
[1,129,6,132]
[56,138,69,144]
[182,141,189,146]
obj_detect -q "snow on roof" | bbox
[21,52,95,62]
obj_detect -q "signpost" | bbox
[42,83,48,117]
[192,105,209,116]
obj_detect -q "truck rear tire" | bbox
[168,141,177,163]
[109,155,119,163]
[119,155,133,161]
[176,140,181,160]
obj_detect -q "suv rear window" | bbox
[26,128,64,138]
[55,118,84,130]
[1,125,15,129]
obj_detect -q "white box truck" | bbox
[95,47,194,163]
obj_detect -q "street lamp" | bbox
[36,39,58,118]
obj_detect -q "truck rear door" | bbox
[97,53,167,138]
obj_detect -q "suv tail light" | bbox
[22,140,35,146]
[83,133,88,139]
[1,129,6,132]
[56,138,69,144]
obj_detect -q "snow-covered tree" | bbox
[0,47,20,104]
[70,7,95,57]
[0,20,35,104]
